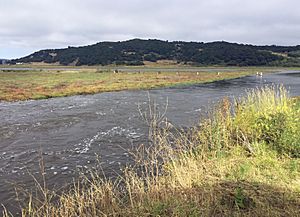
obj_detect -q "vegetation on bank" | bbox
[4,86,300,217]
[11,39,300,66]
[0,68,262,101]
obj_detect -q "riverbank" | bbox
[0,67,281,101]
[5,87,300,217]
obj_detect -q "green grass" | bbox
[0,67,282,101]
[3,87,300,217]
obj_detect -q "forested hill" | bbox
[12,39,300,66]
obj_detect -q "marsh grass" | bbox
[4,86,300,217]
[0,69,260,101]
[198,85,300,157]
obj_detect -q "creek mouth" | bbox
[0,71,300,213]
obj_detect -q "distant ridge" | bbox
[12,39,300,66]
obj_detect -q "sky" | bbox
[1,0,300,59]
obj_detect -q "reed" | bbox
[4,86,300,217]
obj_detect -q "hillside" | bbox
[12,39,300,66]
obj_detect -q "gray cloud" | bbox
[1,0,299,58]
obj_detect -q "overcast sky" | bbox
[1,0,299,59]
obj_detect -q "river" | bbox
[0,71,300,213]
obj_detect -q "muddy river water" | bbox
[0,71,300,213]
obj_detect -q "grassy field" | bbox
[4,86,300,217]
[0,67,283,101]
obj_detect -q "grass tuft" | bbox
[4,86,300,217]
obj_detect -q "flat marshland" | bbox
[4,86,300,217]
[0,66,282,101]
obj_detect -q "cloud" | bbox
[1,0,299,58]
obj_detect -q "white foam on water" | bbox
[96,111,106,116]
[72,126,143,155]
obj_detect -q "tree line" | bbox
[11,39,300,66]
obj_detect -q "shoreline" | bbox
[0,70,257,102]
[6,86,299,217]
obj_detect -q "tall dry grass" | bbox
[4,86,300,217]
